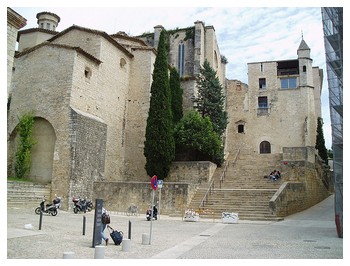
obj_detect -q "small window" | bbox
[238,124,244,133]
[260,141,271,154]
[258,97,268,114]
[120,58,126,68]
[281,77,297,89]
[46,23,50,29]
[303,65,307,72]
[259,78,266,89]
[260,63,264,72]
[84,67,92,79]
[40,23,44,28]
[258,96,268,108]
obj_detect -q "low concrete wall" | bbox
[269,163,331,217]
[93,181,198,215]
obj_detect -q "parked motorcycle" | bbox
[146,205,158,221]
[35,195,61,216]
[72,197,93,213]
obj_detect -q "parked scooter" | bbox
[72,197,93,213]
[35,195,61,216]
[146,205,158,221]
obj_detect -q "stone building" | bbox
[8,10,329,216]
[7,12,226,209]
[225,39,323,158]
[7,7,27,97]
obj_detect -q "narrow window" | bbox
[46,23,50,29]
[259,78,266,89]
[84,67,92,79]
[40,23,44,28]
[178,43,185,77]
[260,63,264,72]
[260,141,271,154]
[303,65,307,72]
[238,124,244,133]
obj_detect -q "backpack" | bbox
[102,212,110,224]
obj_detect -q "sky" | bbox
[5,0,347,149]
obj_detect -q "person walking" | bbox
[101,207,110,245]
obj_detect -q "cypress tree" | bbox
[169,67,183,124]
[194,59,228,136]
[144,30,175,180]
[315,117,328,165]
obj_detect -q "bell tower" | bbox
[36,11,60,31]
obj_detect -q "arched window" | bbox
[303,65,307,72]
[260,141,271,154]
[120,58,126,68]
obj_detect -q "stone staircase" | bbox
[7,180,51,208]
[187,149,284,221]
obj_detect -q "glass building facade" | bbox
[321,7,343,238]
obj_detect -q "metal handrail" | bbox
[199,149,240,210]
[220,149,240,188]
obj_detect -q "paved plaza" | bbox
[6,195,343,261]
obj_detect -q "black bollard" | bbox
[128,220,131,240]
[39,211,43,230]
[83,216,86,235]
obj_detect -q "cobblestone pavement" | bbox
[6,195,344,261]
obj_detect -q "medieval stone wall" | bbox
[69,108,107,201]
[123,48,156,181]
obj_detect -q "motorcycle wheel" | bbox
[73,207,79,214]
[51,209,58,216]
[35,207,41,215]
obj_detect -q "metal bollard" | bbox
[39,211,43,230]
[122,239,131,252]
[63,251,74,259]
[128,220,131,239]
[83,216,86,235]
[94,245,105,259]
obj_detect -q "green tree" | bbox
[174,111,224,166]
[14,112,36,179]
[169,67,183,124]
[315,117,328,165]
[144,30,175,180]
[194,59,228,137]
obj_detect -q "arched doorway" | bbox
[30,118,56,183]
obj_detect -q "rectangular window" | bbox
[259,78,266,89]
[258,96,269,114]
[258,96,268,108]
[281,77,297,89]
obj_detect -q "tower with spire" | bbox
[226,38,323,159]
